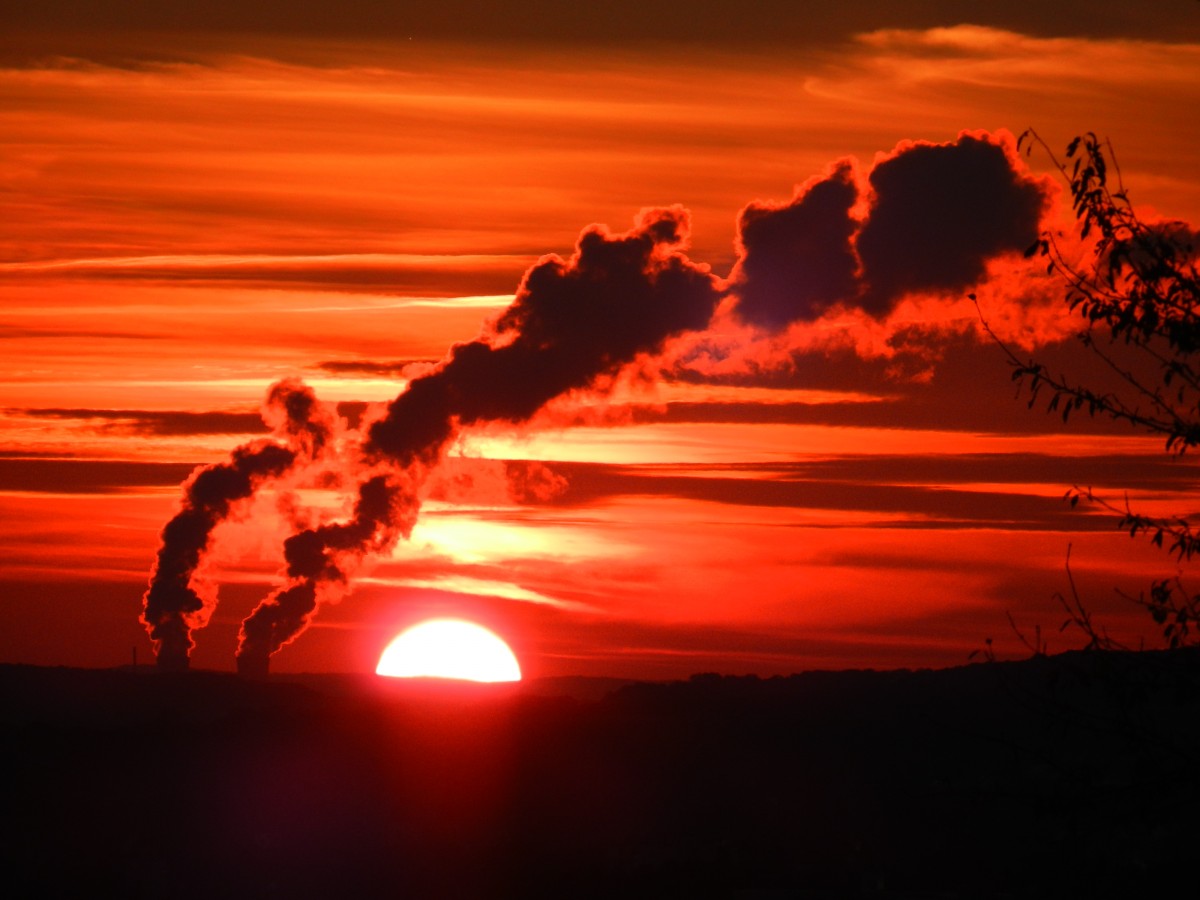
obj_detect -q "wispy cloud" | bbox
[358,574,595,612]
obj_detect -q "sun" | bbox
[375,619,522,683]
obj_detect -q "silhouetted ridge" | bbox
[6,651,1199,896]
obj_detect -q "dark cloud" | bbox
[7,257,524,297]
[0,326,165,341]
[368,206,720,464]
[669,322,1187,441]
[729,132,1050,326]
[334,401,370,431]
[0,458,195,494]
[11,408,266,437]
[856,133,1047,313]
[506,460,569,503]
[616,398,1129,434]
[526,454,1198,528]
[732,163,860,327]
[419,458,569,506]
[4,1,1197,63]
[649,475,1090,530]
[318,360,437,378]
[786,453,1200,494]
[261,377,337,458]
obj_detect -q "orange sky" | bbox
[3,4,1199,677]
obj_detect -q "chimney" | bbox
[237,653,269,680]
[156,644,189,673]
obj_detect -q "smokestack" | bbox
[236,653,269,680]
[156,642,189,673]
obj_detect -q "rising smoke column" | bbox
[141,379,336,671]
[145,131,1053,673]
[370,205,719,458]
[234,206,721,674]
[236,473,413,677]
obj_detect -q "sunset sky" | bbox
[3,1,1199,678]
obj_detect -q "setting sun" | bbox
[376,619,522,682]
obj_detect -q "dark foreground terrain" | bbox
[5,651,1200,898]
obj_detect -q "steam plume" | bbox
[141,379,335,670]
[233,206,720,673]
[367,206,719,462]
[730,131,1049,325]
[144,131,1057,673]
[236,473,412,677]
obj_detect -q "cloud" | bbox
[731,162,860,327]
[1,254,528,297]
[522,459,1128,532]
[318,360,436,378]
[728,130,1050,329]
[11,408,266,437]
[856,132,1048,312]
[0,457,195,494]
[359,574,594,613]
[5,2,1197,64]
[422,458,569,506]
[368,206,721,464]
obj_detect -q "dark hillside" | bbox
[4,652,1199,898]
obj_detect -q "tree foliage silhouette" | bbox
[983,130,1200,649]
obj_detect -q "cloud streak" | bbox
[6,1,1198,59]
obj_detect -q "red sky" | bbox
[2,2,1199,678]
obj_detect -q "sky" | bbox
[2,1,1199,678]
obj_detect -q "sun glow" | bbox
[375,619,522,682]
